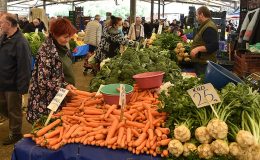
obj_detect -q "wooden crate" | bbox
[233,52,260,77]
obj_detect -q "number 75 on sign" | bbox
[187,83,221,108]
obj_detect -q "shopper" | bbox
[83,15,102,71]
[143,20,152,39]
[23,18,41,33]
[26,18,77,124]
[18,17,29,30]
[0,13,31,145]
[37,18,47,32]
[122,20,130,36]
[190,6,218,75]
[128,17,144,41]
[177,28,188,43]
[94,16,135,69]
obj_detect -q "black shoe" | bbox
[2,134,22,145]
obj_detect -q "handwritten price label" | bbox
[187,83,221,108]
[119,84,126,108]
[47,88,69,111]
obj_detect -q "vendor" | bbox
[190,6,219,75]
[26,18,77,124]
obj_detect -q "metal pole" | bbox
[72,2,75,11]
[158,0,160,20]
[0,0,7,12]
[162,0,165,18]
[151,0,154,23]
[130,0,136,24]
[43,0,46,10]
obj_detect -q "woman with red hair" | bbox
[27,18,77,123]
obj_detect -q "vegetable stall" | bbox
[12,33,260,160]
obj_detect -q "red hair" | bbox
[50,18,77,37]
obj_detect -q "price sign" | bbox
[47,88,69,111]
[119,84,126,121]
[187,83,221,108]
[96,84,104,96]
[35,28,39,34]
[157,25,163,34]
[119,84,126,107]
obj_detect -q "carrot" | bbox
[136,139,146,151]
[45,127,61,139]
[157,136,162,141]
[23,133,33,138]
[106,118,119,141]
[85,122,102,128]
[107,136,117,145]
[157,127,170,135]
[60,110,75,115]
[36,119,61,137]
[155,128,162,137]
[74,90,95,97]
[150,136,157,146]
[126,128,132,143]
[84,109,103,115]
[120,135,126,148]
[84,99,103,106]
[152,117,164,125]
[131,128,140,137]
[147,129,154,140]
[143,122,150,133]
[104,105,117,119]
[64,124,79,139]
[126,120,145,128]
[61,107,78,111]
[95,133,105,140]
[138,112,146,120]
[162,150,169,157]
[158,139,171,146]
[145,139,150,148]
[131,112,138,121]
[161,134,168,140]
[116,127,125,145]
[130,92,138,102]
[112,109,133,120]
[133,132,147,147]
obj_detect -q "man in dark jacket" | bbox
[0,13,31,145]
[23,18,41,33]
[190,6,219,75]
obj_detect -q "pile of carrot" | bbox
[24,85,170,157]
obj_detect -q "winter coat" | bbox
[26,36,71,123]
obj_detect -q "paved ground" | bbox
[0,59,93,159]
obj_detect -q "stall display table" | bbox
[11,138,161,160]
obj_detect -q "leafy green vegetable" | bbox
[89,47,182,91]
[24,32,45,57]
[153,33,182,50]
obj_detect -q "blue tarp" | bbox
[12,138,161,160]
[73,45,89,57]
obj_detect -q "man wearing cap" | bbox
[0,12,31,145]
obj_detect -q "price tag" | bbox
[35,28,39,34]
[158,25,163,34]
[96,84,104,96]
[47,88,69,111]
[119,84,126,121]
[119,84,126,107]
[218,29,221,33]
[187,83,221,108]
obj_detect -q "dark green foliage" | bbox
[89,47,182,91]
